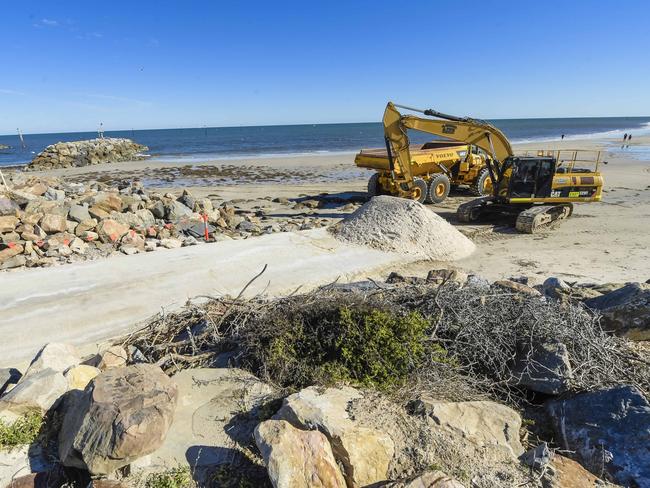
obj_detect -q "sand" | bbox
[333,195,475,260]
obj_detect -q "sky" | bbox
[1,0,649,134]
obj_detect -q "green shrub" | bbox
[0,410,43,450]
[145,467,194,488]
[260,305,439,389]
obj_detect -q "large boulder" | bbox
[0,368,68,414]
[254,419,346,488]
[584,283,650,340]
[409,399,524,460]
[23,343,79,376]
[130,368,276,481]
[545,385,650,486]
[58,364,177,475]
[510,340,572,395]
[275,386,394,487]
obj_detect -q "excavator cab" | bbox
[507,157,555,199]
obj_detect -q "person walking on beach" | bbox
[628,134,632,141]
[561,134,565,140]
[623,133,628,141]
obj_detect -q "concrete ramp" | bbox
[0,229,409,367]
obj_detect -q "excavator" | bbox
[382,102,605,233]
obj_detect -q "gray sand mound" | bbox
[332,195,475,260]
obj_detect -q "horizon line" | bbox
[2,114,650,138]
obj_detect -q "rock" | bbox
[131,368,276,480]
[64,365,100,391]
[275,386,394,487]
[426,268,468,286]
[164,201,193,221]
[542,277,571,299]
[493,280,542,297]
[68,237,88,255]
[0,197,20,217]
[254,419,346,488]
[0,244,24,265]
[0,368,21,396]
[0,446,52,488]
[511,340,572,394]
[88,206,110,221]
[520,442,552,470]
[43,188,65,201]
[545,385,650,486]
[96,219,129,244]
[68,204,91,223]
[386,272,426,285]
[148,201,165,219]
[385,470,466,488]
[38,214,67,234]
[160,238,182,249]
[409,399,524,459]
[96,346,128,371]
[119,231,145,252]
[0,369,68,413]
[93,194,124,213]
[134,209,155,227]
[0,254,26,270]
[542,454,609,488]
[0,216,18,233]
[58,364,178,475]
[584,283,650,340]
[26,138,148,171]
[23,343,79,376]
[464,274,490,288]
[74,219,97,236]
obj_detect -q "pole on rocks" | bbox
[17,128,26,150]
[202,213,210,242]
[0,169,7,189]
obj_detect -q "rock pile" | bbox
[2,269,647,486]
[26,138,148,171]
[332,195,476,260]
[0,175,335,270]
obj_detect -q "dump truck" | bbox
[355,141,492,204]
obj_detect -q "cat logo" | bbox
[442,124,456,135]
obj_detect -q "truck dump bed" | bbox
[355,141,468,172]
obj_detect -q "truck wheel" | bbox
[470,168,493,196]
[427,174,451,203]
[367,173,384,197]
[412,177,428,204]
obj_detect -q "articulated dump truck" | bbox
[355,141,492,204]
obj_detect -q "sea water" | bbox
[1,117,649,167]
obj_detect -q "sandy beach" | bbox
[20,134,650,285]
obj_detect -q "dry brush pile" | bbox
[121,278,650,406]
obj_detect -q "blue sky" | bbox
[1,0,649,134]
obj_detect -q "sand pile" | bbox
[332,195,475,260]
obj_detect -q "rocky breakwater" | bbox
[26,138,148,171]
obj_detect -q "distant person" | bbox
[628,134,632,141]
[623,133,628,141]
[561,134,565,140]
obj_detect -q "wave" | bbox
[510,122,650,144]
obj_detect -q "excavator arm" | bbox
[383,101,514,198]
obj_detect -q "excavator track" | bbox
[457,197,492,222]
[515,204,573,233]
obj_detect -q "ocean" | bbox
[1,116,649,167]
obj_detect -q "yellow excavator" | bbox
[382,102,605,232]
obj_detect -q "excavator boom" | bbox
[383,102,513,197]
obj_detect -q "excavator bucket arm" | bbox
[383,102,514,198]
